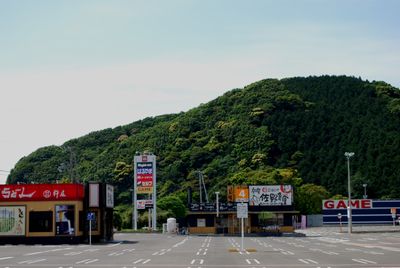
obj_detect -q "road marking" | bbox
[191,259,204,265]
[246,259,260,264]
[75,259,99,264]
[24,247,72,256]
[107,242,122,247]
[133,259,151,264]
[84,259,99,264]
[64,251,83,256]
[299,259,318,264]
[352,258,377,264]
[76,259,92,264]
[122,248,135,252]
[0,257,13,261]
[173,237,189,248]
[84,248,100,252]
[278,248,294,255]
[133,259,144,264]
[18,258,46,264]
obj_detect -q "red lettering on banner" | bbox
[324,200,334,209]
[350,200,360,208]
[323,199,373,209]
[337,200,347,209]
[361,199,372,208]
[0,184,84,201]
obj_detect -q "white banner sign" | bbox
[0,206,26,236]
[106,185,114,208]
[249,185,293,206]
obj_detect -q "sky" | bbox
[0,0,399,184]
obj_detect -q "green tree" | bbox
[296,183,330,214]
[157,195,187,219]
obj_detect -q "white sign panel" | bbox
[197,218,206,227]
[0,206,26,236]
[249,185,293,206]
[237,203,248,219]
[106,185,114,208]
[89,184,99,207]
[137,200,153,210]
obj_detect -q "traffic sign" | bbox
[237,203,248,219]
[87,212,95,221]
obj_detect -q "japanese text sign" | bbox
[0,184,84,201]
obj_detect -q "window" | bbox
[55,205,75,235]
[29,211,53,232]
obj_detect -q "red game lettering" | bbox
[336,200,347,209]
[324,200,334,209]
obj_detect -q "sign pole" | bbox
[237,202,247,252]
[241,216,244,252]
[152,155,157,231]
[89,218,92,245]
[133,156,138,231]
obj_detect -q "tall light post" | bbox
[345,152,355,234]
[215,192,220,217]
[362,184,367,199]
[129,189,135,230]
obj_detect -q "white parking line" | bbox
[299,259,318,264]
[76,259,92,264]
[190,259,204,265]
[0,257,13,261]
[84,259,99,264]
[107,242,122,247]
[352,258,377,264]
[133,258,151,264]
[18,259,46,264]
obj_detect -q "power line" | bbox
[0,170,10,173]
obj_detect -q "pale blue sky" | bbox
[0,0,399,183]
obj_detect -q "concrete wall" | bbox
[307,214,323,227]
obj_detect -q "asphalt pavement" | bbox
[0,228,399,268]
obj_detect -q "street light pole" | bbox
[130,189,135,230]
[215,192,220,217]
[345,152,355,234]
[362,184,367,199]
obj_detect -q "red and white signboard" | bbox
[249,185,293,206]
[0,184,84,202]
[323,199,373,210]
[137,199,153,210]
[136,162,154,194]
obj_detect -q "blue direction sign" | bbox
[87,212,95,221]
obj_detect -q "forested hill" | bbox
[8,76,400,202]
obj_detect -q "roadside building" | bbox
[186,185,298,235]
[0,183,114,244]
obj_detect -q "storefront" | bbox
[0,183,114,244]
[186,185,298,235]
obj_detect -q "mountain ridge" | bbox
[8,76,400,204]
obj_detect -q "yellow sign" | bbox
[137,186,153,194]
[234,186,249,202]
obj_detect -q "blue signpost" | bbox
[87,212,95,245]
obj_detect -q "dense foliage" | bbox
[7,76,400,223]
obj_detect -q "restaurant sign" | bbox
[0,184,84,201]
[249,185,293,206]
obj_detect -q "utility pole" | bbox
[345,152,355,234]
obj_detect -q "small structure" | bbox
[186,185,298,235]
[0,183,114,244]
